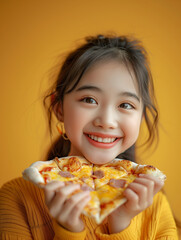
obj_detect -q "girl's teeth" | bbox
[88,135,116,143]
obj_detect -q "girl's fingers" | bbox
[71,195,91,221]
[44,181,65,206]
[138,174,165,194]
[44,181,90,223]
[132,177,155,204]
[44,181,80,207]
[59,194,91,227]
[47,190,66,217]
[59,191,90,220]
[123,188,139,209]
[123,174,165,211]
[125,182,148,207]
[57,183,81,196]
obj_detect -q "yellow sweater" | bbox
[0,177,178,240]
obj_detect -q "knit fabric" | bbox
[0,177,178,240]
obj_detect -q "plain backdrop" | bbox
[1,0,181,226]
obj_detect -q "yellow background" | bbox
[1,0,181,229]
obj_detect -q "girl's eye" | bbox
[81,97,97,104]
[119,103,134,109]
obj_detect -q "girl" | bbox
[0,35,178,239]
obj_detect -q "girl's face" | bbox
[61,60,143,165]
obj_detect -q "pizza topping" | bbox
[119,160,133,172]
[92,170,105,179]
[58,171,75,178]
[63,157,82,172]
[135,165,156,175]
[43,174,51,184]
[82,163,91,166]
[39,167,53,174]
[81,183,94,191]
[108,179,127,188]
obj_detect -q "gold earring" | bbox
[56,122,69,140]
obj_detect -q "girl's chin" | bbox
[84,154,117,165]
[68,146,123,165]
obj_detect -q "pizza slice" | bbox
[22,156,166,225]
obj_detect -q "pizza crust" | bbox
[23,167,45,185]
[22,160,56,185]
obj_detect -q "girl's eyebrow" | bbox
[121,92,140,102]
[76,85,140,102]
[76,85,102,92]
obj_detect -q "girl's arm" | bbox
[0,179,35,239]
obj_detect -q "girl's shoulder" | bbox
[152,190,169,207]
[1,177,37,190]
[0,177,44,203]
[0,179,54,239]
[144,190,174,221]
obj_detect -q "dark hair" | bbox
[44,34,158,162]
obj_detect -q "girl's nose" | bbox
[93,107,118,129]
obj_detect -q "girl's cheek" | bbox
[122,116,142,139]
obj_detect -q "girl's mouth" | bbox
[87,134,117,143]
[85,133,121,149]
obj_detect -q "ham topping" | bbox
[92,170,105,179]
[108,179,127,188]
[58,171,75,178]
[81,183,93,191]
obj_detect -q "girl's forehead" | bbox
[76,60,139,94]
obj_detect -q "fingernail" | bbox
[138,174,145,177]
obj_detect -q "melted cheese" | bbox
[93,165,128,188]
[96,185,123,203]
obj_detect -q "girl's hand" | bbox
[43,181,91,232]
[107,174,165,234]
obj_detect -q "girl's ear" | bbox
[53,102,64,122]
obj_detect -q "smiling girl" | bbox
[0,35,178,239]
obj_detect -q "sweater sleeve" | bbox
[95,220,137,240]
[0,180,33,239]
[53,219,86,240]
[155,193,178,239]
